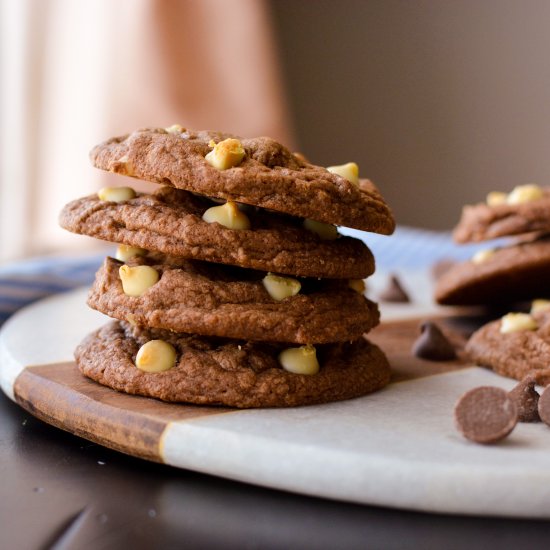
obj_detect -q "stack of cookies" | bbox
[434,183,550,385]
[435,184,550,307]
[60,126,396,408]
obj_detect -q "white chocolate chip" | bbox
[471,248,496,264]
[202,201,251,229]
[135,340,177,373]
[205,138,245,170]
[486,191,507,206]
[506,184,543,205]
[303,219,338,240]
[278,345,319,375]
[98,186,136,203]
[531,299,550,314]
[112,155,135,177]
[326,162,359,185]
[115,245,147,262]
[165,124,185,134]
[263,273,301,301]
[348,279,366,294]
[500,312,538,334]
[119,265,159,297]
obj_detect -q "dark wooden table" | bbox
[2,392,550,550]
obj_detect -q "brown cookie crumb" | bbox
[538,385,550,426]
[412,321,457,361]
[379,274,410,303]
[454,386,518,444]
[509,378,541,422]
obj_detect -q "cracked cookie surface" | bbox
[466,309,550,386]
[88,256,380,343]
[59,186,375,279]
[90,127,395,234]
[435,237,550,305]
[454,188,550,243]
[76,321,391,408]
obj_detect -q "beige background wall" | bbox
[0,0,292,262]
[2,0,549,262]
[270,0,550,230]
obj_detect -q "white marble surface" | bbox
[162,369,550,517]
[365,268,472,321]
[0,288,106,399]
[2,285,550,517]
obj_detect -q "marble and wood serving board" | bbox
[2,286,550,518]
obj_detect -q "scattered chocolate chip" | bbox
[454,386,518,444]
[508,377,540,422]
[537,385,550,426]
[380,274,410,303]
[412,321,457,361]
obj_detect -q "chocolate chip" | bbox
[454,386,518,444]
[537,385,550,426]
[380,274,410,303]
[508,377,540,422]
[412,321,457,361]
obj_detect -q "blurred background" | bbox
[2,0,550,263]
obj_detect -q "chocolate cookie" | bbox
[453,188,550,243]
[88,256,379,344]
[90,127,395,234]
[59,186,374,279]
[435,237,550,305]
[75,321,391,408]
[466,310,550,385]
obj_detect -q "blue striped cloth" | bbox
[0,254,105,327]
[0,228,490,327]
[342,226,491,268]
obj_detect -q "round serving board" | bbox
[1,287,550,518]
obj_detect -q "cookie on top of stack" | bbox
[60,126,396,408]
[434,183,550,385]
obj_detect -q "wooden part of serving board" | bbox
[7,309,466,463]
[13,362,228,462]
[2,288,550,518]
